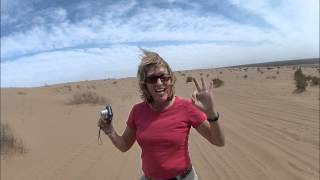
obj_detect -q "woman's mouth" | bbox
[155,88,166,95]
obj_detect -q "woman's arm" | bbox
[195,119,225,146]
[106,126,136,152]
[99,119,136,152]
[191,77,225,146]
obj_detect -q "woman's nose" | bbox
[156,77,163,84]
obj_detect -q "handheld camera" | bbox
[100,105,113,123]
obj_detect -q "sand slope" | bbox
[1,67,319,180]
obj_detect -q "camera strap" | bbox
[98,128,103,145]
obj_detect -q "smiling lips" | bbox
[155,88,166,95]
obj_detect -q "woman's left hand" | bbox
[191,77,216,117]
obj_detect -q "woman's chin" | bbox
[153,94,169,103]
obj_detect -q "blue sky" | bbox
[1,0,319,87]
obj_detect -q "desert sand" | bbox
[1,66,319,180]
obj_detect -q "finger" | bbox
[98,118,102,126]
[192,77,201,91]
[99,118,104,124]
[191,91,197,104]
[209,80,213,90]
[98,121,103,128]
[191,96,195,104]
[201,77,206,90]
[99,118,107,124]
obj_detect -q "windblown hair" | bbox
[137,49,176,103]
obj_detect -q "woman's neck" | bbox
[149,97,175,111]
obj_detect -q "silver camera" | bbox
[100,105,113,122]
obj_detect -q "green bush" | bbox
[311,76,320,86]
[306,75,312,81]
[212,78,224,88]
[294,68,307,92]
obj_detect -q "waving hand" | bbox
[191,77,216,117]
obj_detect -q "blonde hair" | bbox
[137,49,176,103]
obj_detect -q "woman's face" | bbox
[145,66,172,105]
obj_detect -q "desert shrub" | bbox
[294,68,307,92]
[181,73,186,76]
[112,81,117,84]
[68,91,109,105]
[266,76,276,79]
[219,71,223,74]
[311,76,320,86]
[64,85,72,91]
[212,78,224,88]
[186,76,193,83]
[1,122,27,155]
[276,71,280,74]
[206,74,210,78]
[243,74,248,78]
[17,91,26,95]
[267,67,273,70]
[200,73,203,76]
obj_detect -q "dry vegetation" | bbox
[1,122,27,156]
[212,78,224,88]
[17,91,26,95]
[186,76,193,83]
[68,91,110,105]
[293,68,320,93]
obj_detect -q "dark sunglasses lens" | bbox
[160,76,171,82]
[146,75,171,83]
[146,76,158,83]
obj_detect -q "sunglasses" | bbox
[145,74,171,84]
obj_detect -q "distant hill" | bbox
[227,58,319,68]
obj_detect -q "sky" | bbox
[1,0,319,87]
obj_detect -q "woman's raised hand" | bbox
[191,77,216,117]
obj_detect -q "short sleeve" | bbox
[187,101,207,128]
[126,105,137,130]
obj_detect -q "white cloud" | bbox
[2,40,316,87]
[1,0,318,87]
[1,46,140,87]
[2,6,283,60]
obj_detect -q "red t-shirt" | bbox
[127,96,206,179]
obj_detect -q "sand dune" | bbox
[1,66,319,180]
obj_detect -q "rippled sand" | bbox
[1,66,319,180]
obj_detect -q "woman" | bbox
[98,49,225,180]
